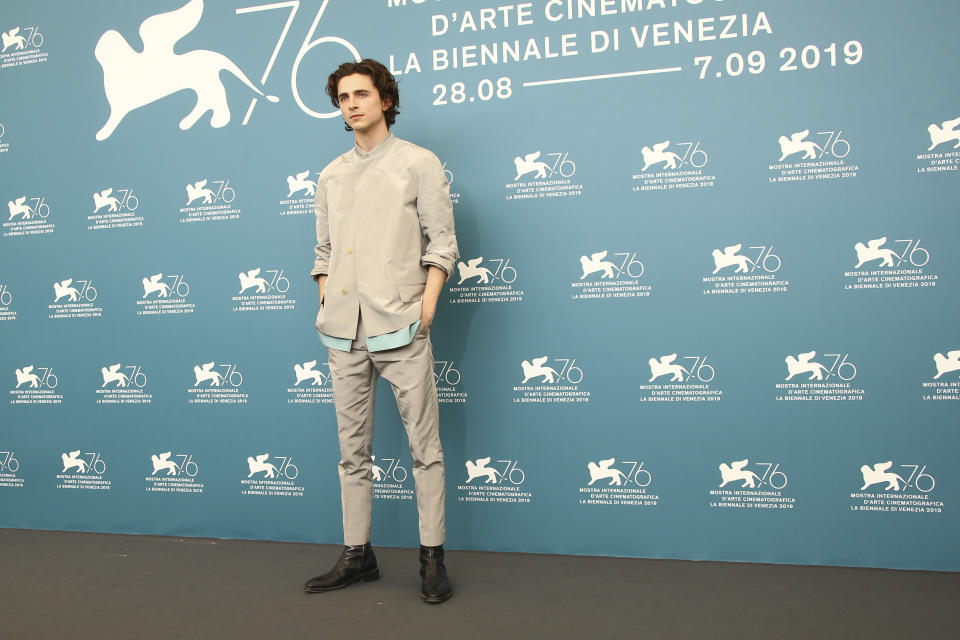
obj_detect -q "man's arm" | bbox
[310,171,331,284]
[416,153,459,278]
[420,266,446,332]
[415,152,458,333]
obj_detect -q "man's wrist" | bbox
[421,305,436,328]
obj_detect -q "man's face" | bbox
[337,73,390,134]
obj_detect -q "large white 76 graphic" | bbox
[237,0,360,123]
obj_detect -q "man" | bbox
[304,59,458,604]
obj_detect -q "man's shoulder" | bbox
[391,136,441,168]
[318,148,354,179]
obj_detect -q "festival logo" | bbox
[571,249,651,300]
[279,170,319,216]
[922,348,960,401]
[52,279,93,303]
[632,138,715,192]
[287,359,333,404]
[232,267,296,312]
[579,457,658,507]
[842,236,939,291]
[639,353,723,403]
[927,117,960,151]
[0,449,23,488]
[88,186,143,230]
[56,450,111,491]
[768,128,858,183]
[3,193,54,237]
[850,461,943,514]
[916,116,960,174]
[150,452,196,476]
[292,360,329,385]
[7,196,35,221]
[286,170,317,198]
[179,177,242,223]
[933,350,960,380]
[13,365,55,389]
[514,355,590,404]
[241,453,304,497]
[48,277,102,319]
[97,363,152,405]
[505,149,582,200]
[94,0,278,141]
[457,456,531,504]
[146,451,203,494]
[0,122,9,153]
[0,24,48,69]
[776,351,865,401]
[447,256,524,304]
[137,272,196,316]
[703,243,789,295]
[709,459,795,510]
[371,454,414,501]
[2,26,41,52]
[14,365,53,389]
[434,358,467,405]
[855,237,908,268]
[11,365,63,405]
[187,361,248,404]
[0,282,16,321]
[92,188,134,213]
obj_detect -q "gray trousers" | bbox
[327,318,446,546]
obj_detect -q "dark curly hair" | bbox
[326,58,400,129]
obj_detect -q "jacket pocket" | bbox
[398,283,425,302]
[385,254,425,285]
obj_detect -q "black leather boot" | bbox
[419,545,453,603]
[304,543,379,593]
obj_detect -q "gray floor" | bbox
[2,528,957,640]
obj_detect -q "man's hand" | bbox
[420,266,446,332]
[317,274,327,310]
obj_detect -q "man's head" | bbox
[326,59,400,132]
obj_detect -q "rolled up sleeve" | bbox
[310,175,330,281]
[416,154,459,276]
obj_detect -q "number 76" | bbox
[237,1,360,122]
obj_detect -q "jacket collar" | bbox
[353,131,394,160]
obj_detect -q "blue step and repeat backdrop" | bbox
[1,0,957,571]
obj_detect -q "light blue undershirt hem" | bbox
[320,320,421,353]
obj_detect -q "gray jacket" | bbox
[311,133,459,339]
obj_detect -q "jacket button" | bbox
[347,248,353,255]
[341,288,348,295]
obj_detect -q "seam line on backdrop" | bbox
[523,67,683,87]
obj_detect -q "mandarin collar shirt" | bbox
[311,132,459,341]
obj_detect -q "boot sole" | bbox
[419,588,453,604]
[303,568,380,593]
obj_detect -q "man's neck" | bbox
[354,125,390,152]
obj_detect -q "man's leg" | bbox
[373,326,445,545]
[304,322,379,593]
[329,329,378,545]
[373,326,453,603]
